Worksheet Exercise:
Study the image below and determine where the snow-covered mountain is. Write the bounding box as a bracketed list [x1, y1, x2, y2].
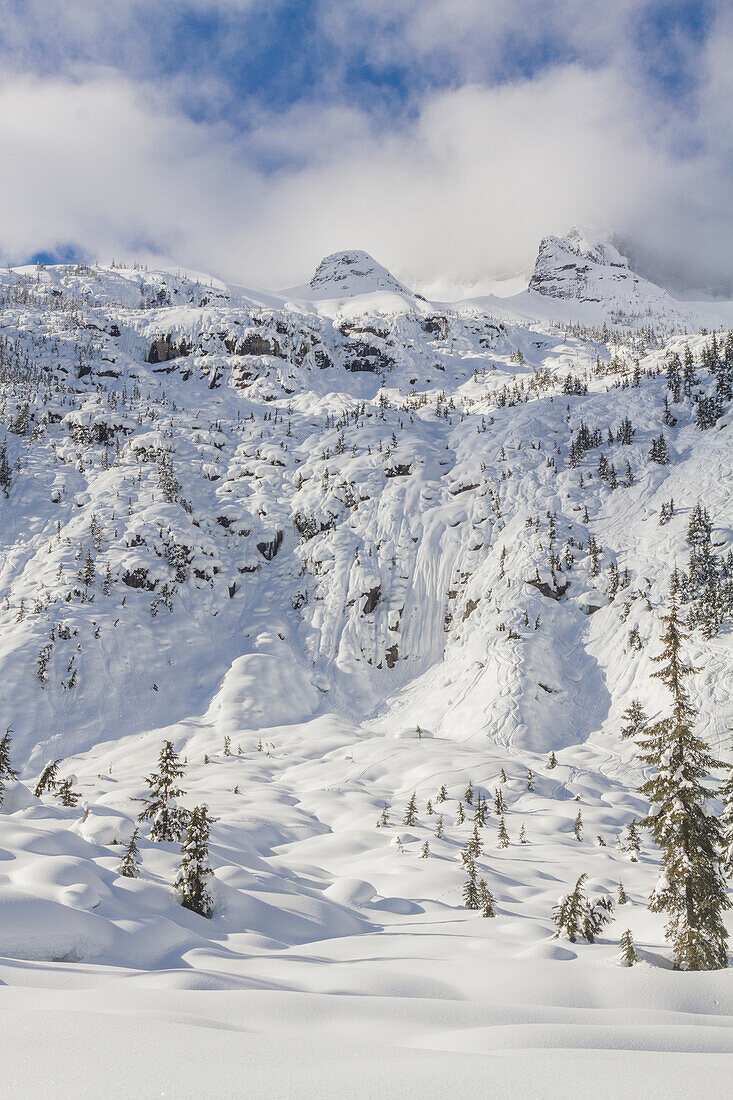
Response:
[0, 243, 732, 1092]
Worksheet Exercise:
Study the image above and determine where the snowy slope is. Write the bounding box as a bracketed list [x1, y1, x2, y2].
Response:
[0, 248, 732, 1095]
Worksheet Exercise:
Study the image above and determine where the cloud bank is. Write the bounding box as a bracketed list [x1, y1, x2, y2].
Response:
[0, 1, 730, 293]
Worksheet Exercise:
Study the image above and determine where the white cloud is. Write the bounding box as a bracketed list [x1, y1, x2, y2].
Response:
[0, 60, 730, 293]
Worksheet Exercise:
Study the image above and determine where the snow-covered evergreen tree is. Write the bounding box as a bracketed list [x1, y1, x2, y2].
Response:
[478, 879, 496, 917]
[403, 791, 418, 826]
[0, 726, 19, 809]
[118, 826, 142, 878]
[138, 740, 188, 842]
[618, 929, 637, 966]
[34, 758, 60, 798]
[636, 597, 730, 970]
[176, 805, 214, 918]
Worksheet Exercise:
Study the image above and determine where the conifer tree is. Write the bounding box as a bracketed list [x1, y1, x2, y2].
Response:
[720, 768, 733, 873]
[618, 881, 628, 905]
[435, 814, 444, 838]
[494, 788, 507, 814]
[456, 801, 465, 824]
[547, 751, 557, 769]
[464, 781, 474, 805]
[420, 840, 430, 858]
[468, 822, 483, 856]
[552, 875, 588, 942]
[56, 777, 80, 807]
[462, 853, 480, 910]
[497, 816, 509, 848]
[379, 804, 389, 827]
[636, 597, 730, 970]
[519, 823, 527, 844]
[618, 929, 637, 966]
[34, 758, 60, 797]
[0, 726, 19, 809]
[624, 821, 641, 860]
[527, 768, 534, 791]
[403, 791, 418, 826]
[436, 784, 448, 803]
[553, 874, 614, 943]
[478, 879, 496, 917]
[426, 799, 434, 815]
[620, 700, 648, 740]
[138, 740, 187, 842]
[176, 805, 214, 918]
[118, 826, 141, 878]
[574, 809, 583, 841]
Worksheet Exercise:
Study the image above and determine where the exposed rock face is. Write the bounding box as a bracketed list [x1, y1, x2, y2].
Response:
[309, 250, 411, 297]
[527, 227, 667, 309]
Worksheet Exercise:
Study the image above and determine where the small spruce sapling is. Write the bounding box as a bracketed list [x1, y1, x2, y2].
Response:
[435, 815, 444, 838]
[619, 929, 637, 967]
[618, 881, 628, 905]
[118, 827, 141, 878]
[497, 816, 510, 848]
[34, 758, 60, 798]
[403, 791, 418, 826]
[478, 879, 496, 917]
[547, 751, 557, 769]
[420, 840, 430, 859]
[574, 809, 583, 841]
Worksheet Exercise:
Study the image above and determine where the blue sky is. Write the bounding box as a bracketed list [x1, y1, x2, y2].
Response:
[1, 0, 730, 291]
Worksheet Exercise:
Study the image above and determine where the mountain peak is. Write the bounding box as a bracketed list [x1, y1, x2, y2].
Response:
[308, 250, 411, 297]
[527, 228, 652, 303]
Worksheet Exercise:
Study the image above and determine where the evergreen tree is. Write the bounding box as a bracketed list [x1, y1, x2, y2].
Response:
[464, 781, 474, 805]
[456, 801, 465, 824]
[138, 740, 187, 842]
[34, 758, 60, 798]
[435, 814, 444, 838]
[462, 853, 480, 910]
[618, 929, 637, 967]
[720, 768, 733, 873]
[547, 751, 558, 769]
[494, 787, 507, 814]
[473, 793, 488, 827]
[636, 598, 730, 970]
[519, 823, 527, 844]
[426, 799, 434, 815]
[552, 875, 588, 942]
[527, 768, 534, 791]
[497, 816, 510, 848]
[624, 821, 641, 860]
[468, 822, 483, 856]
[478, 879, 496, 917]
[176, 805, 214, 918]
[574, 809, 583, 841]
[420, 840, 430, 858]
[0, 726, 19, 809]
[436, 784, 448, 803]
[403, 791, 418, 826]
[56, 777, 80, 807]
[118, 827, 141, 878]
[620, 700, 648, 740]
[648, 432, 670, 465]
[379, 804, 389, 827]
[617, 881, 628, 905]
[553, 874, 614, 943]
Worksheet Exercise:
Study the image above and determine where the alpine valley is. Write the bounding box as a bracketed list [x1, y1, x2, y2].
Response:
[1, 229, 732, 1097]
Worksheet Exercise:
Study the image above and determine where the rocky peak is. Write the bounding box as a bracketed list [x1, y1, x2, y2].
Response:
[309, 250, 411, 297]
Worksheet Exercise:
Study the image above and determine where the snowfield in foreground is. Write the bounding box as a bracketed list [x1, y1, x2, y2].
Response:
[0, 237, 732, 1096]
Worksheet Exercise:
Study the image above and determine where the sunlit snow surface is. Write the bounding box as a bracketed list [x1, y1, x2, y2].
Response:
[0, 245, 732, 1096]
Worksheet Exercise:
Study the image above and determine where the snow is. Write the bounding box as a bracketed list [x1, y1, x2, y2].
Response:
[0, 241, 731, 1095]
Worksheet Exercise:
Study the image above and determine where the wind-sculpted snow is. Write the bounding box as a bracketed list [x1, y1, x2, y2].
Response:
[0, 253, 731, 1094]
